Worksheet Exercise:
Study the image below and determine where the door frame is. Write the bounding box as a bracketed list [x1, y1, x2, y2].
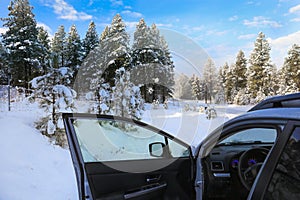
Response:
[248, 120, 300, 199]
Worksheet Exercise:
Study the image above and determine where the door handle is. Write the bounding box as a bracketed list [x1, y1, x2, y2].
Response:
[146, 175, 161, 183]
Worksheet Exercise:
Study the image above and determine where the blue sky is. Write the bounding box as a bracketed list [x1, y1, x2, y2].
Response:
[1, 0, 300, 71]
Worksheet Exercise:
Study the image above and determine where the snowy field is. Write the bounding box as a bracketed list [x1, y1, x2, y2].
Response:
[0, 99, 250, 200]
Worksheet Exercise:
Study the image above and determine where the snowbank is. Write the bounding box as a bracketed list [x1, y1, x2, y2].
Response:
[0, 107, 78, 200]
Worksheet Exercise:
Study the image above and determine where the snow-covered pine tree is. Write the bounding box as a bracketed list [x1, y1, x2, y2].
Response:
[131, 19, 175, 102]
[77, 22, 100, 95]
[1, 0, 41, 88]
[247, 32, 273, 99]
[65, 25, 82, 78]
[30, 67, 76, 146]
[51, 25, 67, 68]
[112, 67, 144, 120]
[101, 14, 131, 88]
[0, 42, 8, 85]
[160, 34, 175, 101]
[37, 26, 51, 74]
[203, 58, 217, 103]
[280, 44, 300, 94]
[79, 26, 111, 113]
[221, 62, 234, 103]
[190, 74, 203, 100]
[174, 73, 193, 100]
[232, 50, 247, 92]
[82, 21, 99, 60]
[215, 64, 227, 104]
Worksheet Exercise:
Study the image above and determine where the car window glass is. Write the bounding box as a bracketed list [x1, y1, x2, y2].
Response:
[219, 128, 277, 144]
[72, 118, 189, 162]
[264, 127, 300, 200]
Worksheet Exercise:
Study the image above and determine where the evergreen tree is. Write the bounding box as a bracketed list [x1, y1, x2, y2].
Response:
[280, 44, 300, 94]
[1, 0, 41, 88]
[65, 25, 82, 79]
[30, 67, 76, 145]
[190, 74, 204, 100]
[131, 19, 175, 102]
[37, 26, 51, 74]
[203, 58, 217, 103]
[247, 32, 273, 99]
[101, 14, 131, 87]
[78, 26, 110, 111]
[82, 21, 99, 59]
[51, 25, 67, 68]
[174, 73, 193, 99]
[112, 67, 144, 120]
[0, 42, 8, 85]
[232, 50, 247, 92]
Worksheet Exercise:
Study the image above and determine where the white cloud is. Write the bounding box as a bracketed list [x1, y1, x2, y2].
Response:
[243, 16, 282, 28]
[238, 34, 256, 40]
[268, 31, 300, 67]
[156, 23, 173, 28]
[51, 0, 92, 21]
[229, 15, 238, 21]
[206, 29, 228, 36]
[121, 10, 143, 18]
[37, 22, 52, 34]
[0, 27, 8, 35]
[124, 21, 139, 29]
[291, 18, 300, 22]
[110, 0, 123, 6]
[289, 4, 300, 13]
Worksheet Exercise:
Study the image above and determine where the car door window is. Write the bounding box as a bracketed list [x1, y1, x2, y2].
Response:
[264, 127, 300, 200]
[72, 118, 188, 162]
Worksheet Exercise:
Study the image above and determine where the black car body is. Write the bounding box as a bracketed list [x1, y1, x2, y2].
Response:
[63, 93, 300, 200]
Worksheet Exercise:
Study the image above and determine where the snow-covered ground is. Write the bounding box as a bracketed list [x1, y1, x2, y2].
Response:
[0, 99, 250, 199]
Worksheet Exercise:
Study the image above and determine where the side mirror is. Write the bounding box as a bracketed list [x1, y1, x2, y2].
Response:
[149, 142, 169, 157]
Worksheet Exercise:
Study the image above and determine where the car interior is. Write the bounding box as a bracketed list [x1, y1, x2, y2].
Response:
[201, 127, 278, 200]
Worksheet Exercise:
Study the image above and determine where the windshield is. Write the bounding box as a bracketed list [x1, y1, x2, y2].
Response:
[218, 128, 277, 145]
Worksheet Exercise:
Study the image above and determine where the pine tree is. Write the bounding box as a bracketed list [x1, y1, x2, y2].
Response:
[37, 26, 51, 74]
[174, 73, 193, 99]
[101, 14, 131, 87]
[51, 25, 67, 68]
[232, 50, 247, 92]
[65, 25, 82, 80]
[30, 67, 76, 145]
[78, 26, 109, 111]
[280, 44, 300, 94]
[112, 67, 144, 120]
[247, 32, 273, 99]
[0, 42, 8, 85]
[1, 0, 41, 88]
[131, 19, 175, 102]
[190, 74, 203, 100]
[82, 21, 99, 59]
[77, 22, 99, 95]
[203, 58, 217, 103]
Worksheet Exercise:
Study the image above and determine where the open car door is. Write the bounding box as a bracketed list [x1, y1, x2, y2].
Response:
[63, 113, 196, 200]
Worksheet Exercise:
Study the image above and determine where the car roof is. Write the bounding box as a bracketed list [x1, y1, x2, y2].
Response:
[234, 107, 300, 122]
[248, 92, 300, 112]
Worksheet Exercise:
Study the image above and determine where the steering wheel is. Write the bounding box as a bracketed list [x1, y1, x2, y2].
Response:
[238, 147, 269, 190]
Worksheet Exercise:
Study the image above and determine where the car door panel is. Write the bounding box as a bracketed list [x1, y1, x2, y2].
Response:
[63, 113, 195, 200]
[85, 158, 193, 200]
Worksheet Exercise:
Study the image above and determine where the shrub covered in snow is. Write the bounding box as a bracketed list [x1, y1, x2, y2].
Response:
[29, 67, 76, 147]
